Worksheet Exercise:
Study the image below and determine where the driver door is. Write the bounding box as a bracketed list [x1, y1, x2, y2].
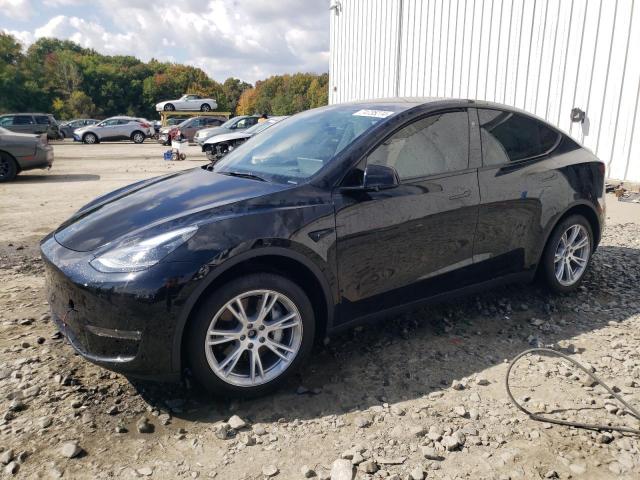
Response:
[333, 110, 480, 322]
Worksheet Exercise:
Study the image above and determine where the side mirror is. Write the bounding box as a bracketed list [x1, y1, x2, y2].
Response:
[363, 164, 399, 191]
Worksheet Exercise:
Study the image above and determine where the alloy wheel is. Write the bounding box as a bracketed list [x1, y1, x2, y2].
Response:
[201, 104, 211, 112]
[204, 289, 303, 387]
[554, 224, 590, 286]
[133, 133, 144, 143]
[84, 134, 96, 144]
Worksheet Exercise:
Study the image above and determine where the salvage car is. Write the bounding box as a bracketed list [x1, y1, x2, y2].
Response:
[0, 113, 62, 140]
[202, 116, 287, 161]
[155, 94, 217, 112]
[58, 118, 99, 139]
[193, 115, 259, 146]
[41, 98, 605, 397]
[0, 126, 53, 181]
[73, 116, 153, 144]
[157, 116, 226, 145]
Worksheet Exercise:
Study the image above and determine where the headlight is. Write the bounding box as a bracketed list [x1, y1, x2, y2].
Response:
[90, 226, 197, 273]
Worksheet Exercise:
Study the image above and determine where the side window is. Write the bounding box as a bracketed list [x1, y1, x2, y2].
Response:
[103, 119, 118, 126]
[14, 115, 34, 125]
[368, 111, 469, 180]
[35, 115, 50, 125]
[478, 109, 560, 165]
[0, 116, 14, 126]
[235, 119, 247, 128]
[118, 119, 132, 125]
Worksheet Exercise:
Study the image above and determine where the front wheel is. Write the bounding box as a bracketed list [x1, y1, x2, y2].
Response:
[541, 215, 593, 293]
[83, 133, 97, 144]
[186, 273, 315, 398]
[164, 103, 175, 111]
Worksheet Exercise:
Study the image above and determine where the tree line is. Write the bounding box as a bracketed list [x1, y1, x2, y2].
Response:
[0, 33, 328, 120]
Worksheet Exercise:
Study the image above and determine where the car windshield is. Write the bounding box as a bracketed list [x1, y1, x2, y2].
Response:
[214, 104, 407, 184]
[245, 119, 282, 135]
[219, 117, 238, 128]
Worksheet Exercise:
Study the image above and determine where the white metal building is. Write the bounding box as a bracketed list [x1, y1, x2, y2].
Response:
[328, 0, 640, 182]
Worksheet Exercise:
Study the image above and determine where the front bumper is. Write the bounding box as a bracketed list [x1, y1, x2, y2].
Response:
[40, 234, 202, 380]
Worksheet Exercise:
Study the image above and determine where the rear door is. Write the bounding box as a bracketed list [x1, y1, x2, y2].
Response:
[11, 115, 36, 134]
[473, 108, 562, 278]
[333, 109, 481, 321]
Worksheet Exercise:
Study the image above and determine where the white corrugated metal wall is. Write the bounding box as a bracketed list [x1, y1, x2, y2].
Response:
[329, 0, 640, 182]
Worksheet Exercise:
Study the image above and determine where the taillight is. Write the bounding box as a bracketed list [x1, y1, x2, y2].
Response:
[139, 122, 150, 128]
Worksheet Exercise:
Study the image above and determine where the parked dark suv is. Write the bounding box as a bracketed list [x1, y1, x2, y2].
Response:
[0, 113, 62, 140]
[41, 98, 605, 397]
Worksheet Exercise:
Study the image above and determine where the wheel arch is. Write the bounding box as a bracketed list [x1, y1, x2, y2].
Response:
[172, 247, 334, 373]
[0, 150, 20, 172]
[536, 201, 602, 271]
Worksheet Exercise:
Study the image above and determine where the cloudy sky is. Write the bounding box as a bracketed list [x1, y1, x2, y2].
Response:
[0, 0, 330, 83]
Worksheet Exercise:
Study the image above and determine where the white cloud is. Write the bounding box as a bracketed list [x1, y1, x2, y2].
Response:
[1, 0, 330, 83]
[0, 0, 32, 20]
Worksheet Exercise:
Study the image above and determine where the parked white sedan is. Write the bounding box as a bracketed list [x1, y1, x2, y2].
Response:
[155, 95, 217, 112]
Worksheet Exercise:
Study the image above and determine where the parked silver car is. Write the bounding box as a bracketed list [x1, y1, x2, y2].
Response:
[0, 127, 53, 182]
[73, 116, 153, 144]
[193, 115, 259, 146]
[202, 116, 288, 161]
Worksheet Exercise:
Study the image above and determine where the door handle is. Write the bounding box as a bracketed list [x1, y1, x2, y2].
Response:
[449, 189, 471, 200]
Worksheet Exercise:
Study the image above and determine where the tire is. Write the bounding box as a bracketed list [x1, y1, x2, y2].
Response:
[200, 103, 211, 112]
[541, 214, 594, 293]
[164, 103, 175, 111]
[186, 273, 315, 398]
[131, 131, 145, 144]
[0, 152, 18, 182]
[83, 133, 97, 144]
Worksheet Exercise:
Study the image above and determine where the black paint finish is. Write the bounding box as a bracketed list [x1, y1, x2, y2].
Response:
[41, 99, 606, 380]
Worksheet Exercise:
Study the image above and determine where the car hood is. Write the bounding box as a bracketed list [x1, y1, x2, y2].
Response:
[204, 131, 252, 144]
[73, 125, 94, 135]
[54, 168, 290, 252]
[196, 126, 229, 138]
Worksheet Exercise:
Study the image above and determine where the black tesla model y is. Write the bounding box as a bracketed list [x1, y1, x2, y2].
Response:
[41, 99, 605, 397]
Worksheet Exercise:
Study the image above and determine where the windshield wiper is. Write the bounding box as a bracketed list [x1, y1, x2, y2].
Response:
[218, 171, 267, 182]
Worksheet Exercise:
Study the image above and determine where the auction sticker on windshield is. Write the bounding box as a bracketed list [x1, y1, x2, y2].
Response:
[352, 109, 395, 118]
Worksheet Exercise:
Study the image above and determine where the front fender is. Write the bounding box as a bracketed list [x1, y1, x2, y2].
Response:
[170, 244, 336, 373]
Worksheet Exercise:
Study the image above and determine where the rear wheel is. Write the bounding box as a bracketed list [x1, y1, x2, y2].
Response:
[541, 215, 593, 293]
[186, 273, 315, 398]
[83, 133, 97, 144]
[200, 103, 212, 112]
[131, 131, 145, 144]
[164, 103, 175, 111]
[0, 153, 18, 182]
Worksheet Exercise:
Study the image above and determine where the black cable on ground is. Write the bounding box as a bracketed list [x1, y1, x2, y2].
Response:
[505, 348, 640, 435]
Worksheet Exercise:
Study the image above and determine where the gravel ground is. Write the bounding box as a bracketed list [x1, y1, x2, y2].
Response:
[0, 142, 639, 479]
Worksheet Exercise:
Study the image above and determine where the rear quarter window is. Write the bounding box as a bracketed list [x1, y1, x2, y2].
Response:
[478, 109, 560, 165]
[35, 115, 50, 125]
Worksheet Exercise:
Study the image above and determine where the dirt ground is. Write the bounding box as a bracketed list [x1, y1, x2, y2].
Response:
[0, 141, 639, 479]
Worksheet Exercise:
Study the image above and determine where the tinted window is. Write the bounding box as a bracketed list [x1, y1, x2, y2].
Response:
[35, 115, 50, 125]
[14, 115, 34, 125]
[478, 109, 560, 165]
[368, 111, 469, 180]
[0, 116, 14, 126]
